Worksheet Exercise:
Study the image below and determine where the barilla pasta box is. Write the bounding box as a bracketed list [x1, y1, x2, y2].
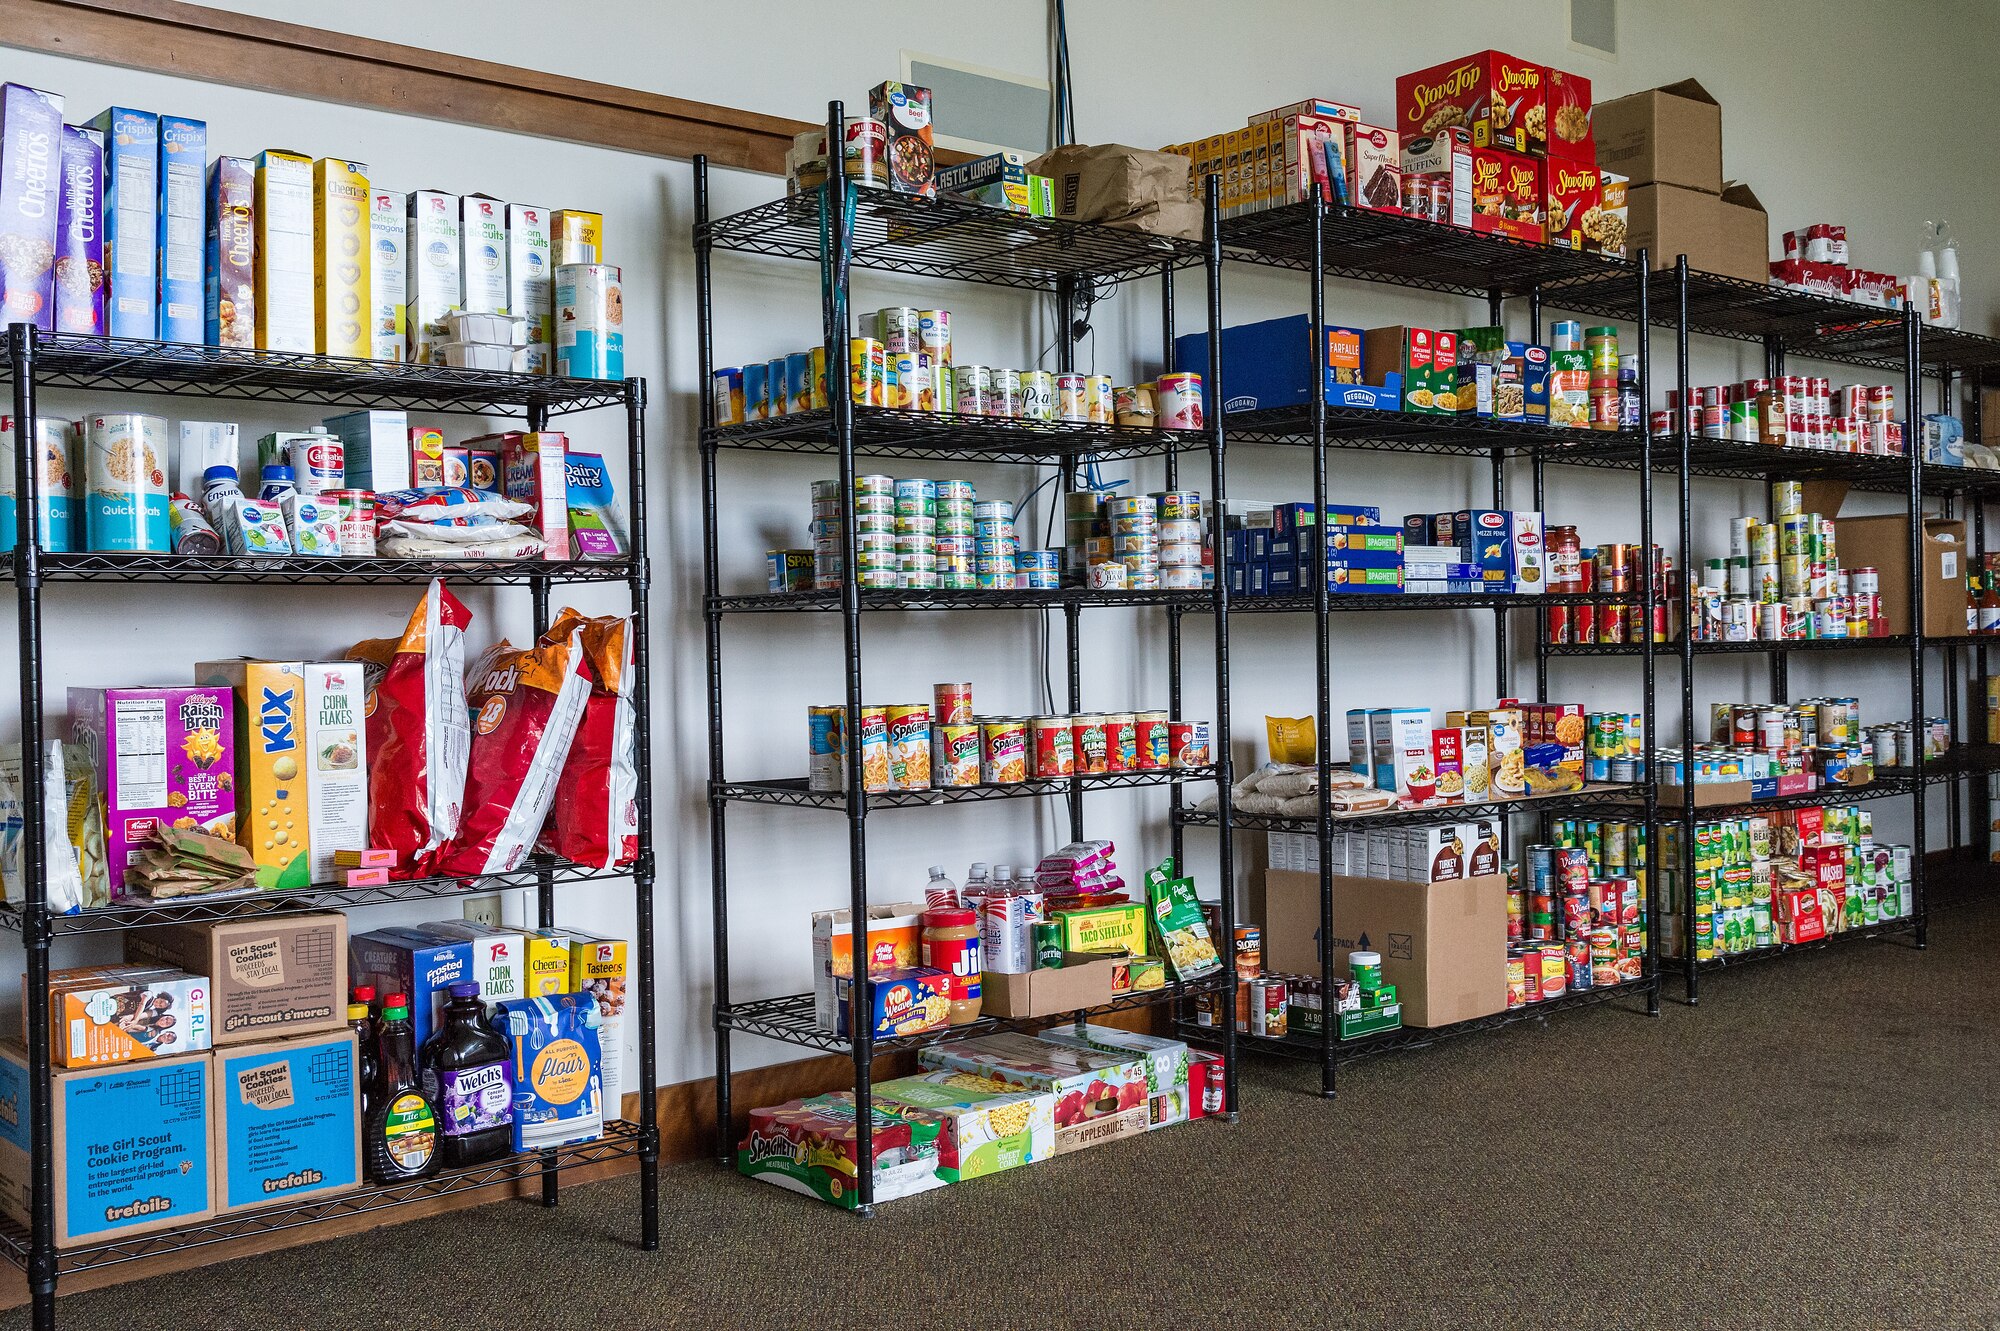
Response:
[210, 1030, 359, 1214]
[88, 104, 157, 339]
[194, 660, 311, 889]
[348, 926, 472, 1054]
[155, 114, 205, 343]
[312, 158, 370, 358]
[405, 189, 460, 362]
[496, 430, 568, 562]
[205, 156, 255, 347]
[0, 85, 63, 332]
[411, 920, 527, 1005]
[68, 686, 235, 899]
[303, 661, 368, 881]
[368, 188, 406, 361]
[322, 407, 410, 493]
[566, 931, 625, 1111]
[460, 193, 508, 315]
[492, 993, 603, 1151]
[39, 963, 212, 1066]
[125, 912, 347, 1045]
[0, 1042, 213, 1247]
[53, 124, 105, 336]
[550, 208, 601, 265]
[253, 149, 313, 353]
[506, 202, 552, 370]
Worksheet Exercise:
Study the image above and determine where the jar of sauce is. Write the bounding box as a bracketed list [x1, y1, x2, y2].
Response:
[1547, 525, 1583, 592]
[919, 908, 983, 1025]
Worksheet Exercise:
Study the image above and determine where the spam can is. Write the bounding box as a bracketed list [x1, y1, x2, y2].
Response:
[553, 263, 624, 380]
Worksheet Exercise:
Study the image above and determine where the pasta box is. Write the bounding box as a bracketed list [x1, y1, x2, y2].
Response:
[68, 686, 235, 899]
[210, 1030, 359, 1214]
[872, 1071, 1054, 1182]
[1396, 51, 1544, 154]
[918, 1031, 1149, 1132]
[1, 84, 65, 332]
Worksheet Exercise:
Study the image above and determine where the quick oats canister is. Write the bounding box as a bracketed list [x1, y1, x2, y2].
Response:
[82, 413, 170, 552]
[555, 263, 625, 381]
[0, 416, 75, 552]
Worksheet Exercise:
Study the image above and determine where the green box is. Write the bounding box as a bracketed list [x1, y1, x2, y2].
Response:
[1339, 1003, 1403, 1038]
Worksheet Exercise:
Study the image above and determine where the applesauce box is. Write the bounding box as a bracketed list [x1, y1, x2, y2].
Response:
[205, 156, 255, 348]
[507, 202, 552, 371]
[461, 193, 509, 315]
[405, 188, 461, 363]
[193, 660, 311, 889]
[253, 149, 313, 352]
[312, 157, 371, 358]
[369, 188, 406, 361]
[155, 113, 206, 343]
[68, 686, 234, 899]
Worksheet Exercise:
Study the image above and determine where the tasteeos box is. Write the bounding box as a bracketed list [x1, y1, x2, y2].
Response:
[566, 931, 627, 1110]
[125, 913, 347, 1045]
[210, 1030, 359, 1214]
[0, 1043, 212, 1247]
[1264, 869, 1508, 1027]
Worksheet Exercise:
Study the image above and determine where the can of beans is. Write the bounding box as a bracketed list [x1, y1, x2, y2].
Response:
[1030, 716, 1075, 778]
[1055, 373, 1091, 422]
[1072, 715, 1110, 774]
[979, 719, 1028, 784]
[931, 723, 980, 787]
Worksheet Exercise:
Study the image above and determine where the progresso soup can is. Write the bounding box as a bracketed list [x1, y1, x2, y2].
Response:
[554, 263, 624, 380]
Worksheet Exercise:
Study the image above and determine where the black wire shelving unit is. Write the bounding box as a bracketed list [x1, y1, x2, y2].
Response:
[693, 104, 1238, 1216]
[0, 326, 661, 1328]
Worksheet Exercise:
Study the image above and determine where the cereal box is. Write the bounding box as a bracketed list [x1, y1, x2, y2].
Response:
[193, 661, 311, 889]
[917, 1031, 1150, 1132]
[88, 104, 157, 340]
[125, 912, 346, 1044]
[492, 992, 603, 1151]
[322, 409, 409, 493]
[155, 114, 205, 344]
[1545, 67, 1594, 163]
[68, 686, 234, 899]
[405, 189, 461, 363]
[1470, 145, 1542, 244]
[550, 209, 601, 265]
[53, 124, 105, 336]
[204, 156, 255, 348]
[511, 927, 572, 997]
[412, 921, 526, 1005]
[1340, 121, 1400, 213]
[311, 159, 370, 359]
[1545, 159, 1602, 252]
[566, 930, 625, 1110]
[1396, 52, 1544, 155]
[302, 661, 367, 881]
[506, 203, 551, 371]
[39, 963, 211, 1065]
[498, 429, 568, 562]
[873, 1071, 1054, 1180]
[459, 193, 508, 316]
[408, 426, 445, 487]
[368, 188, 405, 361]
[0, 86, 63, 331]
[210, 1030, 360, 1214]
[253, 149, 313, 353]
[738, 1094, 946, 1208]
[349, 927, 470, 1052]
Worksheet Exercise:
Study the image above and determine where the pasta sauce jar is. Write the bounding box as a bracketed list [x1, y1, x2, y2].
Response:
[920, 909, 982, 1025]
[1546, 525, 1583, 592]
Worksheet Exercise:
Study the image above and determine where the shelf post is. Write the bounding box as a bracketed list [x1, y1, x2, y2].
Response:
[1635, 251, 1660, 1018]
[526, 406, 561, 1212]
[1486, 287, 1508, 702]
[1308, 187, 1335, 1098]
[1675, 259, 1699, 1003]
[1202, 175, 1238, 1117]
[624, 369, 660, 1250]
[1058, 271, 1084, 844]
[1161, 261, 1183, 871]
[1908, 309, 1928, 948]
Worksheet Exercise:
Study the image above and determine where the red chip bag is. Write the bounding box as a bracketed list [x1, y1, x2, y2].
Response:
[433, 626, 593, 877]
[536, 610, 638, 871]
[349, 580, 471, 878]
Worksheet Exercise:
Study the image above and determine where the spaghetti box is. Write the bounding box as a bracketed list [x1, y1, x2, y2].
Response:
[68, 685, 235, 900]
[88, 106, 158, 340]
[155, 114, 206, 344]
[124, 912, 347, 1045]
[322, 408, 411, 493]
[1324, 566, 1404, 592]
[210, 1030, 359, 1214]
[1325, 524, 1404, 554]
[1324, 548, 1404, 572]
[1172, 316, 1368, 412]
[0, 1043, 212, 1247]
[492, 993, 604, 1151]
[349, 927, 474, 1054]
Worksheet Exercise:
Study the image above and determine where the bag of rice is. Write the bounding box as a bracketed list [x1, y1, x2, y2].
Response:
[536, 610, 638, 871]
[349, 580, 472, 877]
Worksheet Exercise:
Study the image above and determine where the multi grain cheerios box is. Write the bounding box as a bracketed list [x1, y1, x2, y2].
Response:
[204, 156, 255, 348]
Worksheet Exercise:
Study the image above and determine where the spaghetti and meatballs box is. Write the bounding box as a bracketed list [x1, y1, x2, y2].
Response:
[210, 1030, 359, 1214]
[125, 912, 347, 1045]
[68, 686, 235, 900]
[0, 1042, 213, 1247]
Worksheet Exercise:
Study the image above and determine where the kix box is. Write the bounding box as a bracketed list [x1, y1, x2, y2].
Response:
[195, 660, 310, 889]
[126, 913, 347, 1046]
[210, 1030, 359, 1214]
[0, 1043, 213, 1247]
[312, 158, 372, 358]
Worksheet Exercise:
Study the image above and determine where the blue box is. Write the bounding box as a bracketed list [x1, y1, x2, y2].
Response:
[494, 993, 604, 1151]
[0, 1044, 212, 1245]
[1248, 561, 1269, 596]
[1402, 513, 1436, 545]
[89, 107, 159, 339]
[156, 114, 205, 343]
[1325, 550, 1405, 571]
[1246, 528, 1270, 559]
[1228, 564, 1247, 596]
[937, 151, 1028, 195]
[1174, 316, 1373, 412]
[211, 1031, 359, 1214]
[1224, 529, 1249, 564]
[349, 927, 474, 1055]
[1454, 510, 1514, 586]
[1267, 563, 1298, 593]
[1522, 345, 1551, 424]
[1330, 375, 1402, 411]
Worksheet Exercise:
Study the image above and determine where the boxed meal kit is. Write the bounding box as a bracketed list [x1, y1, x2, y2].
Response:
[156, 113, 206, 344]
[0, 1043, 213, 1247]
[312, 158, 371, 358]
[1470, 145, 1542, 243]
[1034, 1024, 1191, 1130]
[253, 149, 314, 353]
[368, 188, 406, 361]
[69, 685, 235, 899]
[406, 189, 462, 363]
[205, 155, 256, 348]
[460, 193, 509, 315]
[38, 962, 212, 1065]
[125, 912, 346, 1045]
[1544, 159, 1602, 252]
[53, 123, 106, 336]
[738, 1094, 946, 1208]
[210, 1029, 360, 1213]
[1544, 68, 1594, 162]
[1363, 325, 1455, 414]
[1396, 51, 1543, 154]
[89, 104, 158, 340]
[872, 1071, 1055, 1181]
[493, 992, 604, 1151]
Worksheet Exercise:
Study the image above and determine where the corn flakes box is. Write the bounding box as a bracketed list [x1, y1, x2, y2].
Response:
[193, 661, 310, 889]
[873, 1071, 1054, 1181]
[67, 686, 234, 899]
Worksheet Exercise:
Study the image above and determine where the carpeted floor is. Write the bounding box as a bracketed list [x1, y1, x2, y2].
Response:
[19, 893, 2000, 1331]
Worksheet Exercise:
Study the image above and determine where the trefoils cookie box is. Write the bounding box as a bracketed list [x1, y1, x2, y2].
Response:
[210, 1029, 360, 1214]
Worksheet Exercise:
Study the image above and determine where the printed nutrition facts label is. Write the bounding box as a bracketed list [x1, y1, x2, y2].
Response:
[112, 698, 169, 808]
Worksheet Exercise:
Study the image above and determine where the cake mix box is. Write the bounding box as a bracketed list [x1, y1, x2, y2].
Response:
[205, 156, 255, 348]
[155, 114, 206, 343]
[53, 123, 105, 336]
[253, 149, 313, 353]
[460, 193, 508, 315]
[368, 188, 406, 361]
[1340, 121, 1401, 213]
[507, 202, 552, 371]
[88, 104, 157, 339]
[68, 686, 235, 899]
[0, 85, 63, 332]
[312, 158, 371, 358]
[405, 189, 461, 362]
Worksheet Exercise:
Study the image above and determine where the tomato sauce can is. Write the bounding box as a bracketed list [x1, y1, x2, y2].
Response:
[931, 723, 980, 787]
[1072, 715, 1110, 774]
[1101, 712, 1136, 773]
[932, 682, 974, 726]
[1537, 943, 1568, 1000]
[979, 718, 1027, 784]
[1030, 716, 1075, 778]
[1134, 711, 1170, 769]
[1505, 952, 1529, 1008]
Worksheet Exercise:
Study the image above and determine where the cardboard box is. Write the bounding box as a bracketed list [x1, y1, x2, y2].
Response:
[512, 926, 572, 996]
[1717, 182, 1770, 285]
[312, 158, 370, 358]
[551, 209, 602, 265]
[1833, 515, 1968, 638]
[460, 193, 508, 315]
[53, 124, 106, 336]
[125, 913, 346, 1045]
[210, 1030, 360, 1213]
[1053, 1103, 1149, 1155]
[566, 931, 626, 1112]
[415, 920, 528, 1005]
[917, 1031, 1148, 1129]
[810, 902, 925, 1033]
[499, 429, 569, 562]
[368, 188, 405, 361]
[322, 408, 410, 493]
[155, 114, 205, 343]
[253, 149, 313, 352]
[406, 189, 461, 363]
[1469, 145, 1542, 244]
[69, 686, 235, 899]
[872, 1072, 1054, 1181]
[1396, 51, 1543, 154]
[205, 156, 255, 348]
[507, 202, 552, 371]
[1363, 325, 1444, 413]
[1622, 183, 1722, 273]
[192, 661, 310, 889]
[1341, 122, 1401, 213]
[0, 1043, 212, 1247]
[349, 927, 476, 1054]
[40, 963, 212, 1065]
[1173, 316, 1365, 413]
[1592, 79, 1723, 194]
[1264, 869, 1508, 1027]
[0, 85, 64, 333]
[301, 662, 368, 881]
[978, 955, 1118, 1018]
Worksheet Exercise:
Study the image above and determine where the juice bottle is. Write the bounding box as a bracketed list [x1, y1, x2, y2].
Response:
[419, 981, 515, 1167]
[349, 1001, 379, 1118]
[364, 993, 441, 1182]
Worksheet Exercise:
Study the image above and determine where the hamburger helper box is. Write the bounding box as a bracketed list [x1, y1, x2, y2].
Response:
[68, 685, 235, 900]
[125, 912, 347, 1046]
[917, 1031, 1151, 1154]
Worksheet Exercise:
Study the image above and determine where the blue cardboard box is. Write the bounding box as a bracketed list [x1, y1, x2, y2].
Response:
[0, 1043, 212, 1245]
[211, 1031, 359, 1214]
[1454, 510, 1514, 587]
[1174, 316, 1379, 413]
[1325, 550, 1405, 571]
[156, 114, 206, 343]
[88, 107, 159, 340]
[349, 927, 475, 1055]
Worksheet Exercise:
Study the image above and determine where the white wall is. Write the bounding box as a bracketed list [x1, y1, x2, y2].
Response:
[6, 0, 1994, 1090]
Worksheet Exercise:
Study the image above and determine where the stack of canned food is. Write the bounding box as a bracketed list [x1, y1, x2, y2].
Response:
[1701, 698, 1946, 778]
[1690, 483, 1883, 642]
[1505, 826, 1649, 1009]
[806, 683, 1212, 794]
[1544, 532, 1673, 646]
[1065, 488, 1206, 591]
[1653, 374, 1903, 455]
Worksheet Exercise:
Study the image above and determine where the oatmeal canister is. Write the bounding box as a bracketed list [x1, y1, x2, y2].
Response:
[553, 263, 624, 381]
[0, 415, 74, 552]
[82, 412, 169, 552]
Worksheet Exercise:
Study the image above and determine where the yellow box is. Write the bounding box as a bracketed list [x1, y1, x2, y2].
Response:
[313, 158, 372, 358]
[551, 209, 603, 266]
[1054, 903, 1147, 956]
[193, 660, 310, 890]
[253, 149, 314, 353]
[521, 928, 572, 996]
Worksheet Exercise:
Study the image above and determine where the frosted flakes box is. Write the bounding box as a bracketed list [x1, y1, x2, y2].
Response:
[53, 124, 105, 336]
[205, 156, 255, 348]
[1, 85, 65, 331]
[68, 686, 235, 899]
[492, 992, 603, 1152]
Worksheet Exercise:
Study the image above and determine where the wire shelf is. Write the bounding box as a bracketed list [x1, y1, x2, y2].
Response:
[698, 189, 1201, 290]
[703, 407, 1201, 463]
[719, 976, 1234, 1055]
[1881, 745, 2000, 786]
[1663, 917, 1917, 973]
[5, 331, 631, 416]
[710, 587, 1213, 612]
[1174, 783, 1646, 834]
[0, 551, 634, 586]
[1225, 591, 1640, 614]
[1227, 404, 1644, 460]
[716, 768, 1216, 811]
[1634, 776, 1916, 823]
[1547, 635, 1915, 658]
[0, 1120, 644, 1277]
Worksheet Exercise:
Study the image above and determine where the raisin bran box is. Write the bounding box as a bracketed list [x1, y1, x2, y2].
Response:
[68, 686, 235, 900]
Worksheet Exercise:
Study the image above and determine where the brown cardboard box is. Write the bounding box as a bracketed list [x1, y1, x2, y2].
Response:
[1623, 183, 1723, 272]
[981, 955, 1119, 1018]
[127, 912, 348, 1045]
[1717, 182, 1770, 284]
[1592, 79, 1723, 194]
[1263, 870, 1507, 1027]
[1834, 514, 1969, 638]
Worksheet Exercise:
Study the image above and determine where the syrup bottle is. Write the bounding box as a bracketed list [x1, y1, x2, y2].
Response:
[364, 993, 441, 1182]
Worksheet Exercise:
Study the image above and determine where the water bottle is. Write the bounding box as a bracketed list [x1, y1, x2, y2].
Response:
[962, 861, 990, 904]
[924, 864, 958, 909]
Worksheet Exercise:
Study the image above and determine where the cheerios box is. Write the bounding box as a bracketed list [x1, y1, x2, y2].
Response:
[193, 661, 309, 889]
[68, 686, 235, 900]
[312, 158, 371, 358]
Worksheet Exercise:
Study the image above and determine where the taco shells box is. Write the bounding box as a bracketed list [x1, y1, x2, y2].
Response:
[69, 685, 235, 900]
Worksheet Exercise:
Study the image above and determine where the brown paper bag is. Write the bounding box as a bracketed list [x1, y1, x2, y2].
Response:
[1028, 145, 1200, 239]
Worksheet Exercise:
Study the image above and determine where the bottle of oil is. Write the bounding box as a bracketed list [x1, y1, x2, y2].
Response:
[419, 982, 514, 1167]
[349, 1001, 379, 1118]
[364, 993, 440, 1183]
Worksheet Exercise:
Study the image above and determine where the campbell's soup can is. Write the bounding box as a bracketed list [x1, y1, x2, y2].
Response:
[1155, 373, 1203, 430]
[1248, 977, 1288, 1037]
[1072, 715, 1110, 773]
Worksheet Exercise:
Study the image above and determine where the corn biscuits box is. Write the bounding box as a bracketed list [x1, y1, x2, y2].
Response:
[507, 202, 551, 371]
[312, 158, 370, 358]
[405, 189, 460, 362]
[460, 193, 507, 315]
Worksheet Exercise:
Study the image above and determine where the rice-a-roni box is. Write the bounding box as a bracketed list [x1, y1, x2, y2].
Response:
[872, 1071, 1054, 1182]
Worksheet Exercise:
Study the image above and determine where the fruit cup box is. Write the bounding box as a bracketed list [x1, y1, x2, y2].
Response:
[124, 912, 346, 1045]
[53, 124, 106, 336]
[311, 158, 371, 358]
[406, 189, 462, 363]
[210, 1029, 360, 1214]
[0, 1042, 212, 1247]
[872, 1071, 1054, 1182]
[492, 992, 604, 1152]
[1396, 51, 1544, 154]
[460, 193, 509, 315]
[1033, 1025, 1190, 1132]
[155, 114, 206, 344]
[738, 1093, 946, 1209]
[917, 1031, 1150, 1132]
[566, 931, 627, 1111]
[369, 188, 406, 361]
[252, 149, 314, 353]
[1, 84, 64, 332]
[89, 105, 158, 340]
[205, 155, 255, 348]
[811, 901, 925, 1032]
[38, 963, 212, 1066]
[68, 685, 235, 900]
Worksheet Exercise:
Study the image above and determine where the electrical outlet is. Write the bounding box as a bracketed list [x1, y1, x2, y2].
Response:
[462, 894, 503, 927]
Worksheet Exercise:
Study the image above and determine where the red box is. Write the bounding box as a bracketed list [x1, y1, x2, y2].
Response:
[1470, 146, 1542, 243]
[1430, 728, 1464, 804]
[1774, 887, 1826, 944]
[1341, 122, 1402, 212]
[1544, 159, 1604, 252]
[1396, 51, 1545, 155]
[1798, 843, 1847, 892]
[1279, 113, 1348, 207]
[1789, 806, 1828, 850]
[1545, 68, 1594, 161]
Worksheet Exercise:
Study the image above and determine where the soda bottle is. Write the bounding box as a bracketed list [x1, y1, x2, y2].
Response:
[349, 1001, 379, 1118]
[419, 982, 514, 1167]
[364, 993, 441, 1182]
